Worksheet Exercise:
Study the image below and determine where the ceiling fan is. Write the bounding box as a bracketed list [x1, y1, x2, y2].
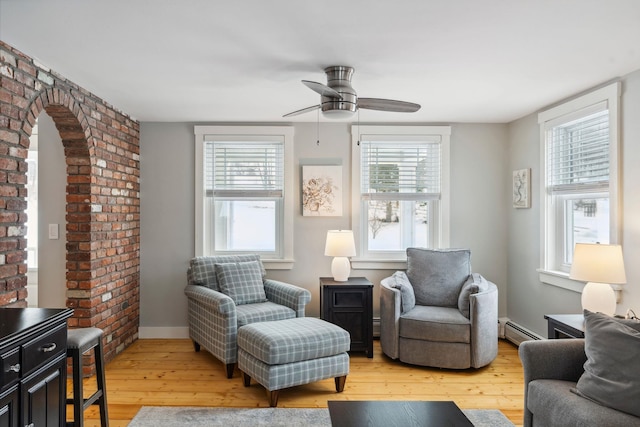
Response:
[283, 66, 421, 118]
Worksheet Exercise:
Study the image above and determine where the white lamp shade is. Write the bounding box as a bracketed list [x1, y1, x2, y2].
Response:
[570, 243, 626, 316]
[324, 230, 356, 257]
[569, 243, 627, 284]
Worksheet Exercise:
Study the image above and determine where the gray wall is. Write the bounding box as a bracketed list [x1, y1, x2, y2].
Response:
[507, 69, 640, 336]
[139, 121, 509, 337]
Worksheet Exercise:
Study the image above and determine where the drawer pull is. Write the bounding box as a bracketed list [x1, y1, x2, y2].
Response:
[7, 363, 20, 373]
[40, 343, 57, 353]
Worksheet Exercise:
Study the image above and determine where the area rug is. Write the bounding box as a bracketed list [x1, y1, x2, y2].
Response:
[128, 406, 514, 426]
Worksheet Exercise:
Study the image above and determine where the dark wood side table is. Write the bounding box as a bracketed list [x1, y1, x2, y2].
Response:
[320, 277, 373, 358]
[544, 314, 585, 339]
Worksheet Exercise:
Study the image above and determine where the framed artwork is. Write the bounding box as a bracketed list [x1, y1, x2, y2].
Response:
[513, 168, 531, 208]
[302, 165, 342, 216]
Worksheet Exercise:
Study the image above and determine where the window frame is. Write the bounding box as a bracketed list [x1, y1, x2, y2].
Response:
[351, 125, 451, 269]
[194, 125, 294, 270]
[537, 82, 621, 291]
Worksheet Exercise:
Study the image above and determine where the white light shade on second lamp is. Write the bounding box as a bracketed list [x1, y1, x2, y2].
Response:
[569, 243, 627, 316]
[324, 230, 356, 282]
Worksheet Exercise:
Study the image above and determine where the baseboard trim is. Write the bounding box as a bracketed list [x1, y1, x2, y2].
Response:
[139, 327, 190, 339]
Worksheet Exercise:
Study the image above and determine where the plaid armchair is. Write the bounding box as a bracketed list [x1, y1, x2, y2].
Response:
[184, 255, 311, 378]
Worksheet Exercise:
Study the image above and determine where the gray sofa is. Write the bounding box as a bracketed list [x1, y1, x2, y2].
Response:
[380, 248, 498, 369]
[519, 339, 640, 427]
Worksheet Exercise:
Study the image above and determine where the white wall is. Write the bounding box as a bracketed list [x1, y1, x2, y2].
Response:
[507, 69, 640, 336]
[139, 121, 509, 336]
[36, 113, 67, 309]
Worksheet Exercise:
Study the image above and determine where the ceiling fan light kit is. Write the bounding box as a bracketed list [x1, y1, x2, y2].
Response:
[284, 66, 420, 118]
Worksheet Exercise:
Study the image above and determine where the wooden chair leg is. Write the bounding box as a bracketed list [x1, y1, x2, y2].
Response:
[335, 375, 347, 392]
[268, 390, 280, 407]
[226, 363, 235, 379]
[242, 372, 251, 387]
[193, 341, 200, 352]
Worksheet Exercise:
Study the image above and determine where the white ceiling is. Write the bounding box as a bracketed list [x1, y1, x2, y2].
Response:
[1, 0, 640, 123]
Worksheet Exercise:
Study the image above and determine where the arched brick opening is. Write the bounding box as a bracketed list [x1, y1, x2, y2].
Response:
[1, 41, 140, 366]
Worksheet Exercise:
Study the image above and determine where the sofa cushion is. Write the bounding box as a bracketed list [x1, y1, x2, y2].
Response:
[389, 271, 415, 313]
[575, 310, 640, 418]
[399, 305, 470, 343]
[189, 254, 265, 291]
[406, 248, 471, 307]
[528, 379, 640, 427]
[215, 260, 268, 305]
[458, 273, 489, 318]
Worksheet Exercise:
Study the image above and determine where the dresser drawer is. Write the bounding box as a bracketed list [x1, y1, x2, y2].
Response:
[21, 324, 67, 375]
[0, 348, 20, 390]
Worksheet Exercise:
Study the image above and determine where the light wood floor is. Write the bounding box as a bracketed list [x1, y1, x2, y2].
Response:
[70, 338, 525, 426]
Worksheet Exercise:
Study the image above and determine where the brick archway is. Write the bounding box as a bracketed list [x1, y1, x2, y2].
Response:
[0, 41, 140, 363]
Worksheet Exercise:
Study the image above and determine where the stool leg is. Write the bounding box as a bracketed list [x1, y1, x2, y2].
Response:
[94, 342, 109, 427]
[71, 349, 84, 427]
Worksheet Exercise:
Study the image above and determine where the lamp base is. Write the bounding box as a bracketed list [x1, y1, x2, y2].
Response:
[331, 257, 351, 282]
[581, 282, 616, 316]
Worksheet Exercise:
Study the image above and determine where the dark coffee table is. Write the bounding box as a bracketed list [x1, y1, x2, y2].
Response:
[328, 400, 473, 427]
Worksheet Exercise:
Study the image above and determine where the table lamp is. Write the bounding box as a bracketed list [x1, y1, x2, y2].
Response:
[569, 243, 626, 316]
[324, 230, 356, 282]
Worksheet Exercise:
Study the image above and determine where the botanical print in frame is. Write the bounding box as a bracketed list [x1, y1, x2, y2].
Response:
[302, 165, 342, 216]
[513, 168, 531, 208]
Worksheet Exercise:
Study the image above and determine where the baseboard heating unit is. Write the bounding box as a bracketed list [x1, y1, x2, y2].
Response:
[504, 320, 543, 345]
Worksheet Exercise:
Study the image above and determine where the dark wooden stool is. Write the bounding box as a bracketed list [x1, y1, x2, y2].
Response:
[66, 327, 109, 427]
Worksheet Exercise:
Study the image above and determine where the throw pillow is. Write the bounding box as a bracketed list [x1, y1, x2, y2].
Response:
[575, 310, 640, 417]
[189, 254, 264, 291]
[389, 271, 416, 313]
[406, 248, 471, 307]
[457, 273, 489, 318]
[215, 260, 267, 305]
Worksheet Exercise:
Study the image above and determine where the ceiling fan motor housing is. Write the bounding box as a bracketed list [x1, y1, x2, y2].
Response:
[321, 66, 357, 117]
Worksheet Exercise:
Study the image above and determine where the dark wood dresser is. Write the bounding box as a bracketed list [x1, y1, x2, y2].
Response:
[0, 307, 73, 427]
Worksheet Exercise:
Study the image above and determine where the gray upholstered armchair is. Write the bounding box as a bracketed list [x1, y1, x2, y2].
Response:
[184, 254, 311, 378]
[380, 248, 498, 369]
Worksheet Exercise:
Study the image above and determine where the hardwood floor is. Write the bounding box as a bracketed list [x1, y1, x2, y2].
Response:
[69, 338, 525, 426]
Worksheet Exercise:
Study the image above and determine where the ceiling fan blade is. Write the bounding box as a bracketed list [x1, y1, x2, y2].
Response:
[358, 98, 421, 113]
[283, 105, 321, 118]
[302, 80, 343, 99]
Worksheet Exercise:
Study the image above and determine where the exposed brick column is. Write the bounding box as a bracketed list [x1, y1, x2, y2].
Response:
[0, 41, 140, 364]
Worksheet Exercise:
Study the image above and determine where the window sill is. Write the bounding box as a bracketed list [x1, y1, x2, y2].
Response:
[537, 268, 622, 300]
[263, 259, 294, 270]
[351, 259, 407, 270]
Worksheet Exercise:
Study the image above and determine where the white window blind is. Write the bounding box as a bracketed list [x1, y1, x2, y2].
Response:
[546, 106, 609, 193]
[360, 140, 441, 201]
[205, 141, 284, 198]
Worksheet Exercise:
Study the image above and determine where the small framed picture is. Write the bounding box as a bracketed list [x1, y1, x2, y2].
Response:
[513, 168, 531, 208]
[301, 165, 342, 216]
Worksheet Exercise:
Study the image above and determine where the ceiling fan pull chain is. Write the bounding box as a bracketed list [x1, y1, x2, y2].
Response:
[316, 108, 320, 146]
[357, 108, 360, 146]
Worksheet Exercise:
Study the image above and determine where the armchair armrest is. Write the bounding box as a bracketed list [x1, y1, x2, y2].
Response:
[469, 281, 498, 368]
[263, 279, 311, 317]
[380, 277, 402, 359]
[184, 284, 236, 315]
[519, 338, 587, 384]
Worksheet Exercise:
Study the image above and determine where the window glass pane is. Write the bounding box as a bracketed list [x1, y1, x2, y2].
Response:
[564, 197, 610, 263]
[366, 200, 428, 251]
[213, 200, 276, 251]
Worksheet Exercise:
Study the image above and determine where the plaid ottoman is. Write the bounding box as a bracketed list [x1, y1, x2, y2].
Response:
[237, 317, 350, 407]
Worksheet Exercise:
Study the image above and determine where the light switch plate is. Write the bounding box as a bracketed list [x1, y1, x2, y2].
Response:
[48, 224, 59, 240]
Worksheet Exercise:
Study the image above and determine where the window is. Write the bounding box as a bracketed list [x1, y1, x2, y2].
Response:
[194, 126, 294, 269]
[538, 83, 620, 288]
[351, 125, 451, 266]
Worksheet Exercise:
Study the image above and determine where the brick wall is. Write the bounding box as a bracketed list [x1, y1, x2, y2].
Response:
[0, 41, 140, 364]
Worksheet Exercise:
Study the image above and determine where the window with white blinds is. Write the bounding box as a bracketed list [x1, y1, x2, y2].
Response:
[546, 106, 609, 193]
[351, 125, 451, 264]
[205, 141, 284, 198]
[360, 140, 441, 201]
[194, 126, 294, 267]
[538, 82, 620, 285]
